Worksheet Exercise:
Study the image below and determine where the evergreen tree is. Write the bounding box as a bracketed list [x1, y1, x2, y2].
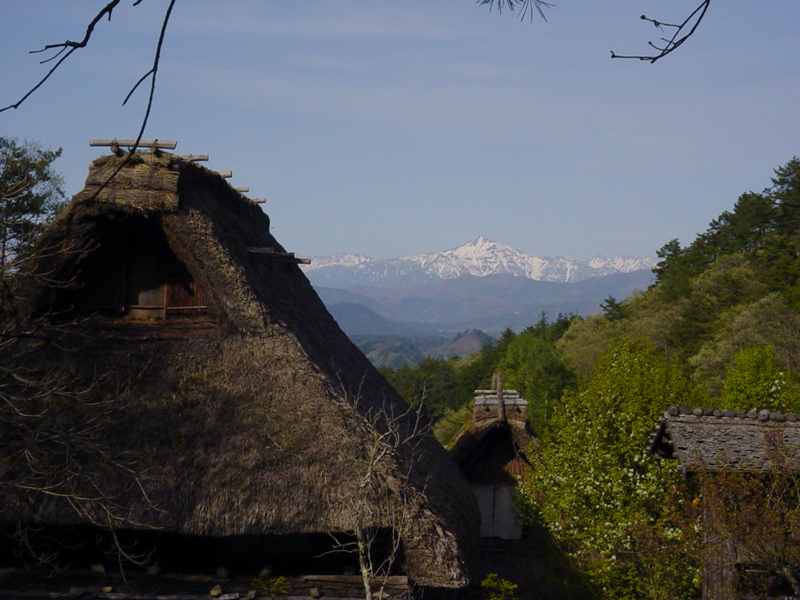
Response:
[0, 137, 65, 270]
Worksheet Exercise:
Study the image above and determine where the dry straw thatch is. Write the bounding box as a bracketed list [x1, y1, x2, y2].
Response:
[1, 152, 478, 587]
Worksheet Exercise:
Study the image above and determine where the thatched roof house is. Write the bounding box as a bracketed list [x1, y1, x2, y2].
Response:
[649, 405, 800, 473]
[448, 377, 535, 539]
[1, 150, 478, 587]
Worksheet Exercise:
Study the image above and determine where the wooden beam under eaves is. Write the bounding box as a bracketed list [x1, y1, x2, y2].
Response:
[246, 247, 311, 264]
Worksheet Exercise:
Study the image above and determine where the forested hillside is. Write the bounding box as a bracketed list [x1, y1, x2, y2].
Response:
[380, 157, 800, 600]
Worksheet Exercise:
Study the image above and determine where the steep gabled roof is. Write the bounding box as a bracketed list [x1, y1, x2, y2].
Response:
[448, 388, 536, 485]
[3, 151, 479, 587]
[649, 405, 800, 473]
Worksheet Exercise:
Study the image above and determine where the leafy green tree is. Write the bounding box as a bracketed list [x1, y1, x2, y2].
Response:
[689, 293, 800, 395]
[0, 137, 65, 270]
[481, 573, 519, 600]
[556, 314, 617, 380]
[379, 356, 461, 422]
[719, 345, 800, 412]
[432, 403, 473, 446]
[524, 341, 702, 600]
[498, 322, 575, 432]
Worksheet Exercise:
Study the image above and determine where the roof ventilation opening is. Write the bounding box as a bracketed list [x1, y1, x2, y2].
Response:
[62, 217, 207, 322]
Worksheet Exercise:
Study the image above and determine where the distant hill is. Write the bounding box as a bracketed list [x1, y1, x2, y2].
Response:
[327, 302, 428, 336]
[317, 269, 654, 335]
[303, 236, 655, 288]
[349, 329, 496, 368]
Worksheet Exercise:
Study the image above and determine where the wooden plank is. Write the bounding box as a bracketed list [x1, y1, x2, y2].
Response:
[300, 575, 408, 586]
[252, 198, 266, 204]
[233, 187, 250, 193]
[177, 154, 209, 162]
[99, 594, 211, 599]
[215, 171, 233, 178]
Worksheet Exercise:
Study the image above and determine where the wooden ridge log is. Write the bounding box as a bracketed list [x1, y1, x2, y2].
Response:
[90, 139, 178, 149]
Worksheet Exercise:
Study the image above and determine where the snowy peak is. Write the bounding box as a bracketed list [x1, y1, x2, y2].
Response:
[306, 252, 374, 270]
[302, 237, 655, 288]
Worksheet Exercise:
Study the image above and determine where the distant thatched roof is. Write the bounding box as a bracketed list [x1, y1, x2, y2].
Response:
[649, 405, 800, 473]
[448, 387, 536, 485]
[2, 152, 478, 587]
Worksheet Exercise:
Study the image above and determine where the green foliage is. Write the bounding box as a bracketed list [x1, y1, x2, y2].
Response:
[379, 357, 461, 422]
[498, 317, 576, 432]
[432, 402, 472, 445]
[654, 157, 800, 312]
[719, 345, 800, 412]
[689, 293, 800, 395]
[525, 341, 702, 600]
[0, 137, 65, 269]
[251, 576, 292, 599]
[665, 254, 766, 356]
[481, 573, 519, 600]
[380, 330, 515, 424]
[600, 295, 627, 322]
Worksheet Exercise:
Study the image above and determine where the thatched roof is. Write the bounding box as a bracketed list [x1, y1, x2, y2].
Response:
[2, 152, 478, 587]
[649, 405, 800, 473]
[448, 388, 536, 485]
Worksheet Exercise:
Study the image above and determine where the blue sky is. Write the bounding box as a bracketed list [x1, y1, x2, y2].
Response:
[2, 1, 798, 260]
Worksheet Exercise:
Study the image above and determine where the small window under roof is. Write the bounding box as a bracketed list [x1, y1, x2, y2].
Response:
[68, 218, 207, 320]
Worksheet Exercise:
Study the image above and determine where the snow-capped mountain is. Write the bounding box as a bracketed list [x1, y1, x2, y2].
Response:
[302, 236, 655, 288]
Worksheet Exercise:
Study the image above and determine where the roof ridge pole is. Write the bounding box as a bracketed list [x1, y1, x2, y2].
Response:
[495, 372, 506, 423]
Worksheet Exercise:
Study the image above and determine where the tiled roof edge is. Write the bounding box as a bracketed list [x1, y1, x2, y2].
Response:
[665, 405, 800, 423]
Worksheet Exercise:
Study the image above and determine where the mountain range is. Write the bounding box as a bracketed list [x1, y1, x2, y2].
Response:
[302, 236, 655, 288]
[303, 237, 657, 337]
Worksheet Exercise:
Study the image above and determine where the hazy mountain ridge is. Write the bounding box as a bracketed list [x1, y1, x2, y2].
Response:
[303, 236, 655, 288]
[317, 269, 655, 335]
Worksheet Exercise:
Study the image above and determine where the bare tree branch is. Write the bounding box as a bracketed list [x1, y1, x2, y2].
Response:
[1, 0, 176, 167]
[611, 1, 711, 63]
[0, 1, 123, 114]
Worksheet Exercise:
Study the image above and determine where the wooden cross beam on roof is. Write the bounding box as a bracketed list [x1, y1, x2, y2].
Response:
[89, 139, 178, 151]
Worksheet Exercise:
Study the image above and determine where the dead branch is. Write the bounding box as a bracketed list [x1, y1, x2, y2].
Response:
[611, 1, 711, 63]
[1, 0, 177, 199]
[0, 241, 161, 568]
